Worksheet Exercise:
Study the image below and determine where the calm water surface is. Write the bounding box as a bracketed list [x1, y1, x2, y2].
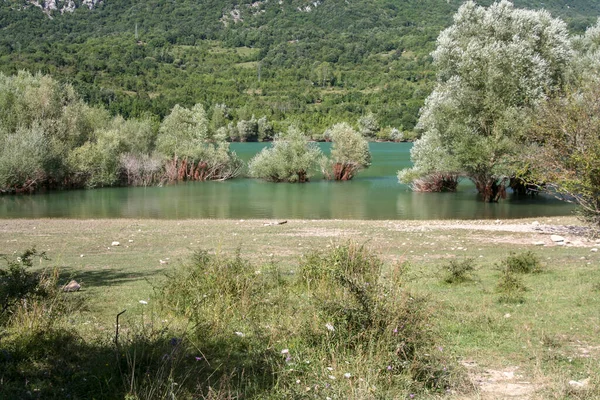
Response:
[0, 143, 573, 220]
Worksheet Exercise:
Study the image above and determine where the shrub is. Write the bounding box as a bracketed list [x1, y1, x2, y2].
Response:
[496, 268, 527, 303]
[157, 244, 460, 396]
[442, 258, 477, 284]
[248, 126, 324, 182]
[298, 243, 454, 392]
[323, 122, 371, 180]
[500, 251, 543, 274]
[1, 248, 52, 323]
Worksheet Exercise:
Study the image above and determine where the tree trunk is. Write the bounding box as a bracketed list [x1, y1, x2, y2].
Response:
[472, 175, 507, 202]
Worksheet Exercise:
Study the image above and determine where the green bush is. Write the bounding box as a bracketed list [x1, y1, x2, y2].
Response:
[500, 251, 543, 274]
[248, 125, 324, 182]
[442, 258, 477, 284]
[155, 244, 459, 397]
[496, 267, 527, 303]
[0, 248, 52, 323]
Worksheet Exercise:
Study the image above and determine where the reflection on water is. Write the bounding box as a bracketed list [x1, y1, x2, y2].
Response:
[0, 143, 573, 220]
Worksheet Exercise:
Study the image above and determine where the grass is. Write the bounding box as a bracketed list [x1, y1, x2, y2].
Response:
[0, 217, 599, 398]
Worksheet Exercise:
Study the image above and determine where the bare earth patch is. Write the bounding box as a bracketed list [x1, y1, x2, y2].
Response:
[462, 361, 540, 399]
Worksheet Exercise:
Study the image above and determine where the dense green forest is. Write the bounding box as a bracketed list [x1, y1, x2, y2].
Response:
[1, 0, 599, 135]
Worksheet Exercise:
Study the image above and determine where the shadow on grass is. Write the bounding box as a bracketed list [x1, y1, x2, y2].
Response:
[0, 326, 278, 399]
[58, 267, 166, 289]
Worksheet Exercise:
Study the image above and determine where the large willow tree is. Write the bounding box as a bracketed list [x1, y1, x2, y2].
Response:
[401, 1, 572, 201]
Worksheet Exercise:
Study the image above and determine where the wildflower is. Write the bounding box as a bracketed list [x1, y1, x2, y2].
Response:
[387, 365, 392, 371]
[281, 349, 289, 354]
[195, 356, 203, 361]
[438, 346, 443, 352]
[234, 331, 245, 337]
[409, 394, 415, 399]
[325, 323, 335, 332]
[170, 337, 181, 346]
[296, 379, 301, 384]
[285, 356, 292, 363]
[344, 373, 351, 378]
[139, 300, 148, 305]
[393, 328, 398, 334]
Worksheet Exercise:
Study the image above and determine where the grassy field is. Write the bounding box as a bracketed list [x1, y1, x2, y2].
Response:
[1, 217, 599, 398]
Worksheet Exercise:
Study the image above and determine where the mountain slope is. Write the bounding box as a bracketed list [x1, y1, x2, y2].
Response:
[1, 0, 599, 134]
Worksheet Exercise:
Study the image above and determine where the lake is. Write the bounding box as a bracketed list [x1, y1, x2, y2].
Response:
[0, 143, 573, 220]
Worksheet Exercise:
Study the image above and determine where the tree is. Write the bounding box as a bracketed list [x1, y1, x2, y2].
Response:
[405, 1, 572, 201]
[323, 123, 371, 180]
[526, 83, 600, 228]
[156, 104, 242, 182]
[397, 131, 460, 192]
[248, 126, 324, 182]
[358, 112, 379, 138]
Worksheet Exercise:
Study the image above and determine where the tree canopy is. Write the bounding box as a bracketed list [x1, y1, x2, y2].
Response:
[402, 0, 573, 201]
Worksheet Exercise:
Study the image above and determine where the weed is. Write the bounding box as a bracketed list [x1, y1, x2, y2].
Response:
[496, 267, 527, 303]
[442, 258, 477, 284]
[500, 251, 543, 274]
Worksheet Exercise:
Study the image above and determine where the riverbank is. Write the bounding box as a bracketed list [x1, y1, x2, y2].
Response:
[1, 217, 599, 398]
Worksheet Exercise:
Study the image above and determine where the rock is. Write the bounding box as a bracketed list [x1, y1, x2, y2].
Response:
[591, 248, 598, 252]
[111, 241, 120, 246]
[532, 221, 540, 226]
[128, 239, 134, 243]
[533, 241, 545, 246]
[550, 235, 565, 243]
[63, 280, 81, 292]
[569, 378, 589, 389]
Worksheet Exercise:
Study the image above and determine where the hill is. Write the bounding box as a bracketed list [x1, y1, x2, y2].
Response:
[1, 0, 599, 135]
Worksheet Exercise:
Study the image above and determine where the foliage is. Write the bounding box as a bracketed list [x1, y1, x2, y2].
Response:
[248, 126, 324, 182]
[526, 82, 600, 228]
[407, 1, 572, 201]
[496, 267, 527, 303]
[499, 251, 543, 274]
[323, 122, 371, 180]
[357, 112, 380, 138]
[442, 258, 477, 284]
[298, 243, 454, 392]
[0, 248, 51, 322]
[157, 243, 457, 396]
[495, 251, 540, 303]
[156, 103, 209, 158]
[398, 129, 461, 191]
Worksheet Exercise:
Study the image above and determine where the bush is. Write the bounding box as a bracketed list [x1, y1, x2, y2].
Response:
[156, 244, 459, 397]
[496, 267, 527, 303]
[298, 243, 454, 392]
[323, 122, 371, 180]
[248, 126, 324, 182]
[442, 258, 477, 284]
[500, 251, 542, 274]
[0, 248, 53, 323]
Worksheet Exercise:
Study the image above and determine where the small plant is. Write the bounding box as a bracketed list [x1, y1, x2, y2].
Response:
[496, 267, 527, 303]
[1, 248, 51, 322]
[442, 258, 477, 284]
[500, 251, 543, 274]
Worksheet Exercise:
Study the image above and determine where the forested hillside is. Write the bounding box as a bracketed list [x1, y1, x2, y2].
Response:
[1, 0, 599, 135]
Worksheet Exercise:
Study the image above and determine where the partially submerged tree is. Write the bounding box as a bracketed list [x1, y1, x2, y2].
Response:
[404, 1, 572, 201]
[248, 126, 324, 182]
[398, 130, 460, 192]
[526, 83, 600, 228]
[156, 104, 242, 182]
[323, 123, 371, 180]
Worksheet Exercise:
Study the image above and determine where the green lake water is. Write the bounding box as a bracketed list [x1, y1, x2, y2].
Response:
[0, 143, 573, 220]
